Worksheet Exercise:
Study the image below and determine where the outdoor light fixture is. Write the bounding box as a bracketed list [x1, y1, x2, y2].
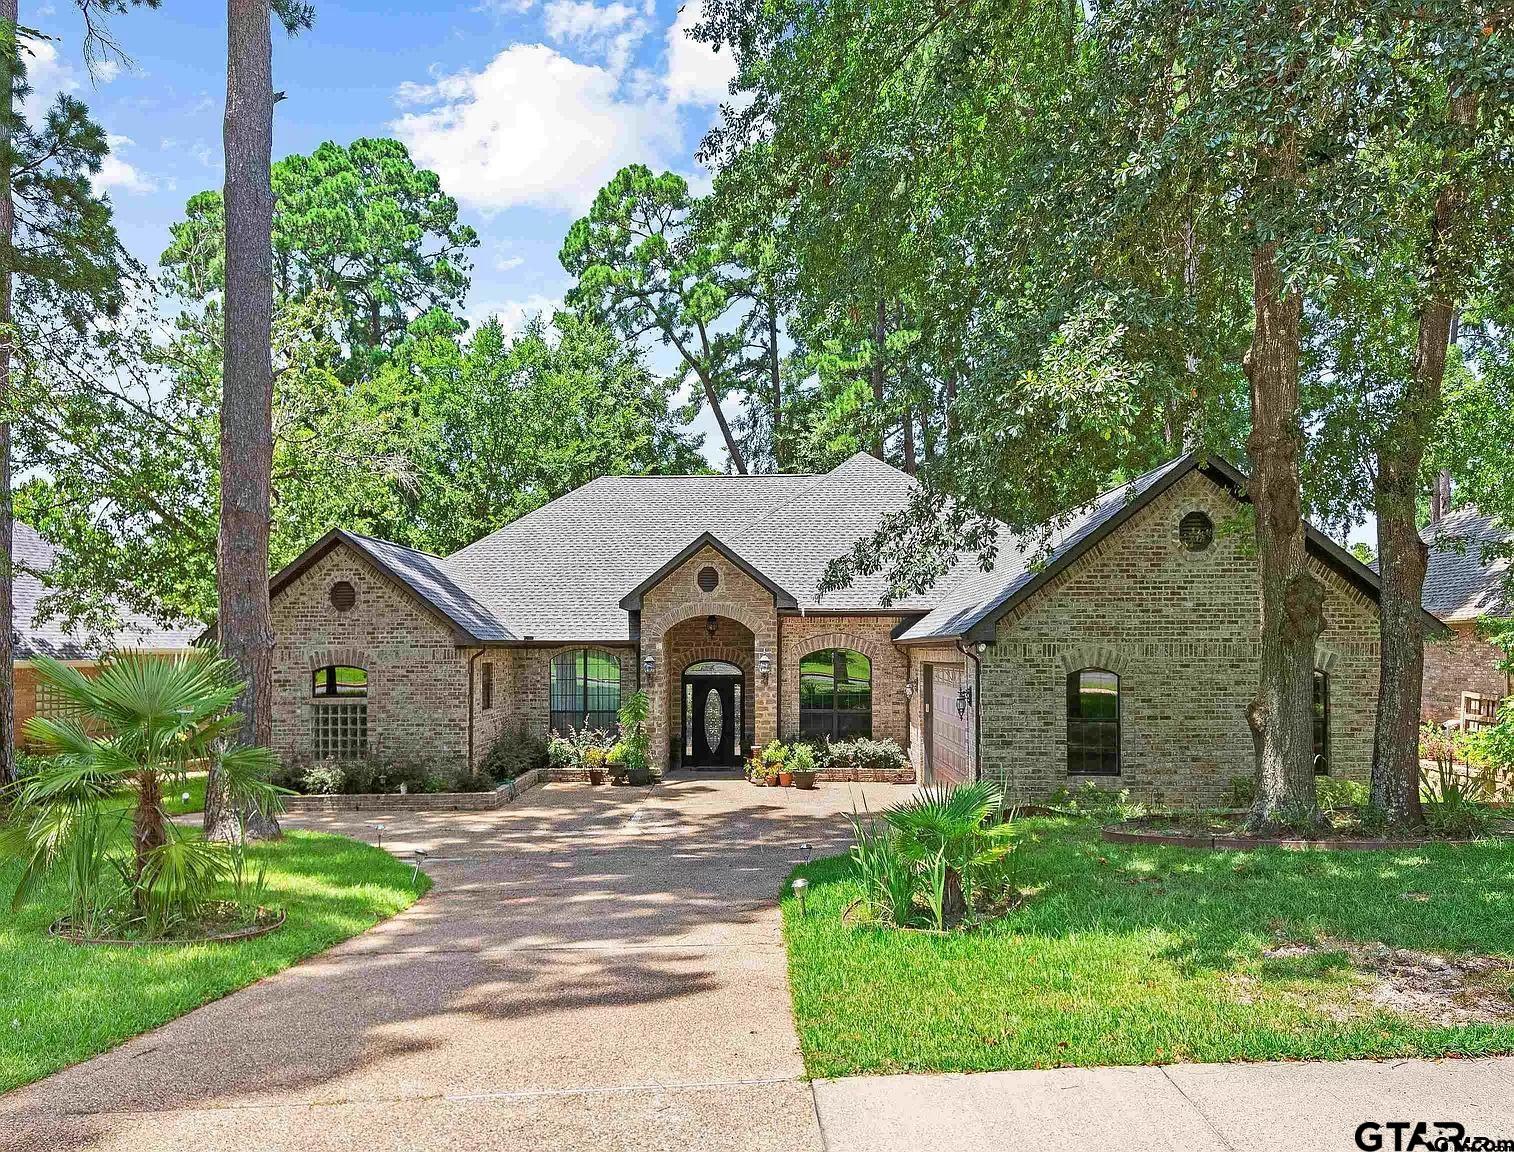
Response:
[642, 654, 656, 677]
[411, 848, 428, 886]
[706, 614, 719, 637]
[792, 876, 810, 917]
[904, 678, 918, 700]
[956, 683, 974, 719]
[757, 651, 772, 679]
[367, 821, 386, 847]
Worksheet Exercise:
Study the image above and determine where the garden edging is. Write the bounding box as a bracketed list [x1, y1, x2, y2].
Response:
[279, 768, 545, 813]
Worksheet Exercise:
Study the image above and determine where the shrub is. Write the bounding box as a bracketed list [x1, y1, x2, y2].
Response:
[787, 743, 818, 774]
[822, 737, 907, 775]
[1315, 777, 1368, 811]
[482, 728, 547, 783]
[617, 692, 652, 783]
[302, 761, 347, 796]
[1227, 776, 1256, 809]
[547, 735, 577, 771]
[429, 765, 496, 793]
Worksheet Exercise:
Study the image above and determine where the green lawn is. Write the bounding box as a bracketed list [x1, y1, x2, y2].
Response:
[0, 830, 428, 1093]
[782, 815, 1514, 1077]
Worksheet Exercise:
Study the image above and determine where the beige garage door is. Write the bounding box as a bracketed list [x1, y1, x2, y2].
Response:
[926, 663, 969, 786]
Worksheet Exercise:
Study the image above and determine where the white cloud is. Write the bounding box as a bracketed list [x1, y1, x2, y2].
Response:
[663, 0, 735, 107]
[469, 293, 562, 335]
[392, 43, 681, 215]
[92, 59, 122, 83]
[494, 254, 526, 272]
[543, 0, 647, 74]
[21, 38, 79, 120]
[93, 135, 159, 196]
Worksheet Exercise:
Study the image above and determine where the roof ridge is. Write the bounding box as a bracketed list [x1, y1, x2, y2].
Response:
[727, 466, 846, 547]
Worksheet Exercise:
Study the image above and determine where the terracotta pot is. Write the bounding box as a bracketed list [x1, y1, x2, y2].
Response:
[791, 771, 816, 790]
[765, 774, 780, 787]
[588, 768, 606, 786]
[778, 771, 794, 788]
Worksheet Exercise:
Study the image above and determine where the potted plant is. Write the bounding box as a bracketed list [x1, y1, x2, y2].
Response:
[583, 745, 607, 786]
[617, 692, 654, 785]
[788, 743, 818, 790]
[605, 742, 628, 784]
[758, 740, 788, 786]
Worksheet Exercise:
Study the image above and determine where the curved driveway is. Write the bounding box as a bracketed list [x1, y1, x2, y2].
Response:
[1, 777, 898, 1152]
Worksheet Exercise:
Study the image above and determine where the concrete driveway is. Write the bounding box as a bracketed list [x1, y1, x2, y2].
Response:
[0, 775, 891, 1152]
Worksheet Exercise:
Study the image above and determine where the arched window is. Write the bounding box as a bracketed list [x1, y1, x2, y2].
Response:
[798, 649, 872, 740]
[550, 649, 621, 734]
[1313, 670, 1330, 775]
[1067, 668, 1119, 775]
[311, 666, 368, 759]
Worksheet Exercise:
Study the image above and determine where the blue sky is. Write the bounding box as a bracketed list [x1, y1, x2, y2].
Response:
[28, 0, 735, 455]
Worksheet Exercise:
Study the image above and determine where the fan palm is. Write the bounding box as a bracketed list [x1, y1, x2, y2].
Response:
[0, 651, 282, 934]
[882, 781, 1017, 922]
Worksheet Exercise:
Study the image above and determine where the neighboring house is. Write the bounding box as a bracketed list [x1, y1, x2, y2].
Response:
[13, 522, 200, 746]
[266, 451, 1417, 805]
[1420, 506, 1511, 731]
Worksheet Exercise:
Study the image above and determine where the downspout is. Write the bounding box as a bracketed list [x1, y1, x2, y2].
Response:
[957, 639, 983, 783]
[467, 648, 484, 776]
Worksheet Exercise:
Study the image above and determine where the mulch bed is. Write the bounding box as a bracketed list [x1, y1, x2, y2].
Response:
[48, 903, 286, 947]
[1102, 813, 1494, 851]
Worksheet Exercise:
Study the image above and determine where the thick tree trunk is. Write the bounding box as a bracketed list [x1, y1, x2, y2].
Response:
[132, 767, 167, 891]
[207, 0, 279, 841]
[1369, 92, 1475, 825]
[901, 407, 917, 475]
[1244, 241, 1324, 831]
[0, 0, 17, 786]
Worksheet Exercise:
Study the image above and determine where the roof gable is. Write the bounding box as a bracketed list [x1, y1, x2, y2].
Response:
[618, 532, 799, 611]
[1421, 507, 1510, 623]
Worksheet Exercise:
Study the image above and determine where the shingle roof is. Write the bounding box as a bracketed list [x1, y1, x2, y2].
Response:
[896, 455, 1194, 642]
[1422, 507, 1510, 624]
[343, 532, 516, 640]
[13, 522, 200, 660]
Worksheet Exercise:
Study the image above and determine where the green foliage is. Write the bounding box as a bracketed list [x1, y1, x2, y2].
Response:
[819, 737, 908, 776]
[482, 728, 548, 784]
[1315, 777, 1369, 812]
[0, 652, 281, 938]
[616, 691, 652, 783]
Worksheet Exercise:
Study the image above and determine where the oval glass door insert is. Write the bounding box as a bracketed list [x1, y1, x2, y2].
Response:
[704, 688, 723, 751]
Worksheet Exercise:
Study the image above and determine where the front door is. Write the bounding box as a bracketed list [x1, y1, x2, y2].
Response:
[685, 675, 740, 767]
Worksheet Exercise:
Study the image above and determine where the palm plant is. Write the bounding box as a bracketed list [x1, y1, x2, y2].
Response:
[0, 651, 282, 937]
[882, 782, 1018, 923]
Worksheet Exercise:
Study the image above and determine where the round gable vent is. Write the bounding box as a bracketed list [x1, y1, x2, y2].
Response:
[1179, 511, 1215, 553]
[697, 565, 720, 593]
[330, 580, 357, 612]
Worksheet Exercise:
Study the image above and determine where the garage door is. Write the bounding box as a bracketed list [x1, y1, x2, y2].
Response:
[925, 663, 969, 785]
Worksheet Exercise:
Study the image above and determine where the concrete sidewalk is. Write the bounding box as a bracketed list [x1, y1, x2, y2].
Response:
[814, 1057, 1514, 1151]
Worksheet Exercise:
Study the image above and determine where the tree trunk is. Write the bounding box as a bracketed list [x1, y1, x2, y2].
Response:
[207, 0, 279, 841]
[901, 407, 917, 475]
[1244, 241, 1324, 831]
[0, 0, 17, 786]
[132, 767, 167, 894]
[1429, 470, 1452, 525]
[869, 299, 886, 460]
[767, 297, 784, 471]
[945, 367, 958, 453]
[1369, 91, 1476, 826]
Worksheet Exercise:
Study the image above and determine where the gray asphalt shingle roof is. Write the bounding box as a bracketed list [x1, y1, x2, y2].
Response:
[13, 522, 200, 660]
[1421, 507, 1511, 624]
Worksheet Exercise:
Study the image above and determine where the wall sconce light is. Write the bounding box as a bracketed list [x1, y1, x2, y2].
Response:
[642, 654, 656, 678]
[705, 614, 719, 637]
[903, 679, 918, 700]
[757, 651, 772, 679]
[955, 684, 974, 719]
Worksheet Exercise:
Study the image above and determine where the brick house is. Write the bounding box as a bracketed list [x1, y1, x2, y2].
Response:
[13, 522, 199, 747]
[267, 451, 1420, 804]
[1419, 507, 1510, 731]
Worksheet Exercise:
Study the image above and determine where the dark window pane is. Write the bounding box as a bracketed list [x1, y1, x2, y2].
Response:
[1067, 668, 1119, 775]
[550, 649, 620, 733]
[1313, 671, 1329, 775]
[797, 649, 871, 739]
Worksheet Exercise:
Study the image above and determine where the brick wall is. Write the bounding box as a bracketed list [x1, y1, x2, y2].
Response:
[778, 614, 911, 750]
[639, 545, 779, 770]
[471, 643, 637, 758]
[978, 470, 1380, 806]
[1422, 622, 1510, 724]
[271, 544, 470, 769]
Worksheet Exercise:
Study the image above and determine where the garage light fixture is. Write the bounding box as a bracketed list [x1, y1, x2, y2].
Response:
[956, 684, 974, 719]
[757, 652, 772, 679]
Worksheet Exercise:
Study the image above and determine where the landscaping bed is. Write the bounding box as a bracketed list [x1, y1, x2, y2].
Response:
[781, 813, 1514, 1077]
[1103, 806, 1512, 851]
[0, 830, 426, 1093]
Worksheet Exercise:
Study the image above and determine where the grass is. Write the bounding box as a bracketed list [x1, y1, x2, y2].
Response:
[781, 814, 1514, 1077]
[0, 829, 428, 1093]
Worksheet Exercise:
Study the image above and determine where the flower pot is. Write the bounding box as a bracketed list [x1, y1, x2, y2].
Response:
[791, 770, 816, 790]
[765, 774, 780, 787]
[778, 771, 793, 788]
[588, 768, 606, 786]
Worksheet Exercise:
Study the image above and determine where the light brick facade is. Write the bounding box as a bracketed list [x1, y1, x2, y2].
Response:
[972, 471, 1379, 805]
[778, 614, 911, 748]
[1422, 623, 1510, 726]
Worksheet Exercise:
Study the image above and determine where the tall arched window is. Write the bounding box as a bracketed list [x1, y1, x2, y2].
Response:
[550, 649, 621, 733]
[1067, 668, 1119, 775]
[1313, 670, 1330, 775]
[311, 665, 368, 759]
[798, 648, 872, 739]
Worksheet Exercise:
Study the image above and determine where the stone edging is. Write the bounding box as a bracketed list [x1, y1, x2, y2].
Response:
[279, 769, 545, 813]
[1101, 824, 1468, 852]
